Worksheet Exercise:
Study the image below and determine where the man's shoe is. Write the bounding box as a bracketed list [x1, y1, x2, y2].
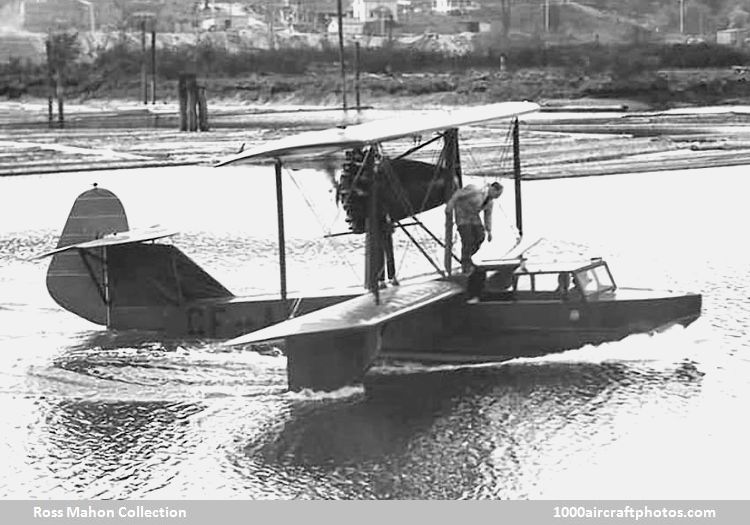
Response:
[466, 297, 480, 304]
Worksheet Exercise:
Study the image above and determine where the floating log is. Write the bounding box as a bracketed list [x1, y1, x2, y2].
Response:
[541, 105, 629, 113]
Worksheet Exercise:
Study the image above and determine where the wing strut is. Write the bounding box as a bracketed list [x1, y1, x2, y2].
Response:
[275, 159, 288, 301]
[443, 128, 461, 275]
[365, 147, 384, 302]
[398, 216, 461, 269]
[513, 117, 523, 237]
[396, 221, 444, 276]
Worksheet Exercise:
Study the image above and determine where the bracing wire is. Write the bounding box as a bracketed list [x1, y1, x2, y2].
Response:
[462, 120, 514, 181]
[286, 167, 362, 289]
[455, 122, 520, 242]
[388, 142, 450, 279]
[496, 201, 522, 242]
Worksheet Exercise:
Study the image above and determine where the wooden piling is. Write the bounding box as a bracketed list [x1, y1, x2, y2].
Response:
[45, 38, 54, 128]
[178, 73, 201, 132]
[56, 66, 64, 129]
[197, 86, 209, 132]
[186, 74, 198, 132]
[178, 74, 187, 131]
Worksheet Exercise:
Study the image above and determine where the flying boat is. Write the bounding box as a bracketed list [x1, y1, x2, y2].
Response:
[38, 102, 702, 391]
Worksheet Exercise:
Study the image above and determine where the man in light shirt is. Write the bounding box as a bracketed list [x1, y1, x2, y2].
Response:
[445, 181, 503, 274]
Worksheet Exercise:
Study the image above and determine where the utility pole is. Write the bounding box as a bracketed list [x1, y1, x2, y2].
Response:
[680, 0, 684, 34]
[337, 0, 348, 110]
[141, 20, 147, 104]
[151, 27, 156, 104]
[545, 0, 550, 33]
[134, 13, 155, 104]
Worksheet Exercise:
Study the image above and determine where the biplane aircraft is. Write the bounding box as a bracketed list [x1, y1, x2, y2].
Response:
[39, 102, 702, 392]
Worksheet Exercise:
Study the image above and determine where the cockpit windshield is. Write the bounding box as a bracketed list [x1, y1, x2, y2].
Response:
[573, 262, 615, 297]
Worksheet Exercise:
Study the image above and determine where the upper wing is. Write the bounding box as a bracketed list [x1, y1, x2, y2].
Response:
[216, 101, 540, 166]
[225, 279, 464, 346]
[35, 226, 178, 259]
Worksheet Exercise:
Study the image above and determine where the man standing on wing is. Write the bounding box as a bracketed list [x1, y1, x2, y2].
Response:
[445, 181, 503, 274]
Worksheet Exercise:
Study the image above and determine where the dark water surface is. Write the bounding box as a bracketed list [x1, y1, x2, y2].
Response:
[1, 164, 748, 499]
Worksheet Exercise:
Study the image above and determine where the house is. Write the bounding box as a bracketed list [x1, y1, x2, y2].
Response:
[22, 0, 98, 32]
[327, 16, 365, 36]
[432, 0, 477, 15]
[287, 0, 350, 32]
[352, 0, 399, 22]
[197, 2, 252, 31]
[717, 28, 748, 47]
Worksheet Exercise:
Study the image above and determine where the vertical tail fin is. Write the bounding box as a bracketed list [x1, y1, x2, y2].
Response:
[46, 186, 128, 325]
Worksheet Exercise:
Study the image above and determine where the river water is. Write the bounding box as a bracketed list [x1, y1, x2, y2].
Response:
[1, 162, 749, 499]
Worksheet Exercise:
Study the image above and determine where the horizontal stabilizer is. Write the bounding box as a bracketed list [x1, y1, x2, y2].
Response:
[36, 226, 177, 259]
[226, 279, 464, 346]
[216, 102, 540, 166]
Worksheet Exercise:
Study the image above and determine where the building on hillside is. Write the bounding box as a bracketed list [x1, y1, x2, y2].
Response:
[115, 1, 249, 32]
[288, 0, 350, 33]
[327, 16, 364, 36]
[139, 0, 204, 32]
[717, 28, 748, 47]
[352, 0, 399, 22]
[432, 0, 477, 15]
[197, 2, 251, 31]
[22, 0, 105, 32]
[118, 1, 167, 31]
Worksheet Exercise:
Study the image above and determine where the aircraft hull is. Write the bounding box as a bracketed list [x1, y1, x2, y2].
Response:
[109, 286, 700, 365]
[108, 293, 358, 338]
[379, 287, 702, 363]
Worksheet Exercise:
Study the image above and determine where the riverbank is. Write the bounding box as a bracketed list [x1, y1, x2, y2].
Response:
[6, 62, 750, 110]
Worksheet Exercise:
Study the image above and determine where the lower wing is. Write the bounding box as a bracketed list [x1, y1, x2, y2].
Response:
[225, 279, 464, 346]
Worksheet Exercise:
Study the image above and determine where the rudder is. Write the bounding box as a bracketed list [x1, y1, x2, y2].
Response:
[46, 186, 129, 325]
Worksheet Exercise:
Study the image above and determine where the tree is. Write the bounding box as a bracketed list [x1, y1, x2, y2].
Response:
[48, 32, 81, 73]
[728, 6, 750, 28]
